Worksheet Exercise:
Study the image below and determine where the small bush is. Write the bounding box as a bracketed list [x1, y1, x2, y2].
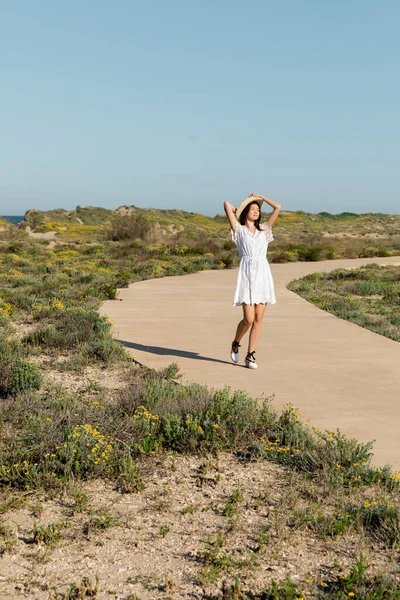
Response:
[0, 523, 17, 554]
[8, 359, 43, 394]
[25, 308, 110, 349]
[115, 451, 146, 493]
[24, 308, 129, 365]
[107, 214, 152, 241]
[50, 575, 99, 599]
[85, 338, 129, 363]
[351, 501, 400, 547]
[316, 554, 400, 598]
[0, 358, 42, 397]
[289, 505, 352, 539]
[33, 521, 63, 546]
[0, 335, 23, 362]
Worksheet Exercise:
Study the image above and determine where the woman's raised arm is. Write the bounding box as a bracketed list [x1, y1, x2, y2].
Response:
[223, 201, 238, 233]
[250, 194, 281, 228]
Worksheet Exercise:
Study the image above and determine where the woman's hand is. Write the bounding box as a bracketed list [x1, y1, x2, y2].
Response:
[249, 193, 280, 208]
[249, 193, 266, 201]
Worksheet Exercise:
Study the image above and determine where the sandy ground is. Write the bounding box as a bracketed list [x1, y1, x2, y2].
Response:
[28, 231, 58, 239]
[1, 453, 397, 599]
[100, 256, 400, 470]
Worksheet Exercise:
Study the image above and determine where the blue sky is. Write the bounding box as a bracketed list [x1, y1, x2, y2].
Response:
[1, 0, 399, 216]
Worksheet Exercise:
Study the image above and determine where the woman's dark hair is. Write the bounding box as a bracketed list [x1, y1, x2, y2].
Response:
[239, 202, 262, 231]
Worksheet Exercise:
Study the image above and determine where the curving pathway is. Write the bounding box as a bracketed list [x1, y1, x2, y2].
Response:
[100, 256, 400, 469]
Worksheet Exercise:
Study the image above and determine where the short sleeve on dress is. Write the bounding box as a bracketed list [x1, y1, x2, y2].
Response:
[260, 222, 274, 243]
[231, 221, 241, 243]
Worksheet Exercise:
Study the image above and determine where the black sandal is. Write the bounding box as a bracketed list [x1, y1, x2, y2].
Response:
[245, 351, 258, 369]
[230, 340, 241, 363]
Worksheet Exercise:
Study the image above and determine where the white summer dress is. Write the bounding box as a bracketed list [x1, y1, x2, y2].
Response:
[231, 221, 276, 306]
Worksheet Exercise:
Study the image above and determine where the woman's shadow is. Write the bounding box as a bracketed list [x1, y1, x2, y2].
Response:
[118, 340, 234, 366]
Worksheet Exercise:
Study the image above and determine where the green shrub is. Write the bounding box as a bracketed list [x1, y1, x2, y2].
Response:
[107, 213, 152, 241]
[0, 348, 42, 397]
[350, 501, 400, 547]
[86, 338, 129, 363]
[289, 505, 352, 539]
[25, 308, 111, 349]
[298, 245, 322, 262]
[33, 521, 63, 546]
[115, 451, 146, 493]
[316, 554, 400, 598]
[0, 335, 22, 362]
[8, 359, 43, 394]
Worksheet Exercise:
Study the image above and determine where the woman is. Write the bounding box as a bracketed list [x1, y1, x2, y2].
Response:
[224, 194, 281, 369]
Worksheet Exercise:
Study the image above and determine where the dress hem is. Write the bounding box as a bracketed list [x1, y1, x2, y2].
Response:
[233, 300, 276, 307]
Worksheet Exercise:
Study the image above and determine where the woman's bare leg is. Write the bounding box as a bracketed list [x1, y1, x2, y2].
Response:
[233, 304, 255, 344]
[248, 303, 266, 353]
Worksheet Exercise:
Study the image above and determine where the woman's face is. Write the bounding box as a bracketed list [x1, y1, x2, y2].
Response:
[247, 202, 260, 221]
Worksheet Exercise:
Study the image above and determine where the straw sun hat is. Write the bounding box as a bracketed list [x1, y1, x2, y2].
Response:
[235, 195, 264, 221]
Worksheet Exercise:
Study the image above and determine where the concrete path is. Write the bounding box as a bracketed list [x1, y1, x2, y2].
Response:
[100, 256, 400, 469]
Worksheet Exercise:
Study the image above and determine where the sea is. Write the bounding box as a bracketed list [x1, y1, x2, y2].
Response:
[1, 216, 24, 226]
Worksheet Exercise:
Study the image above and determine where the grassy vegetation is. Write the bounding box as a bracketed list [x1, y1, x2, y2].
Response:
[0, 217, 27, 242]
[216, 555, 400, 598]
[19, 205, 400, 262]
[1, 213, 399, 597]
[0, 236, 229, 375]
[50, 575, 99, 599]
[1, 361, 400, 541]
[27, 559, 400, 599]
[23, 206, 112, 230]
[287, 264, 400, 342]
